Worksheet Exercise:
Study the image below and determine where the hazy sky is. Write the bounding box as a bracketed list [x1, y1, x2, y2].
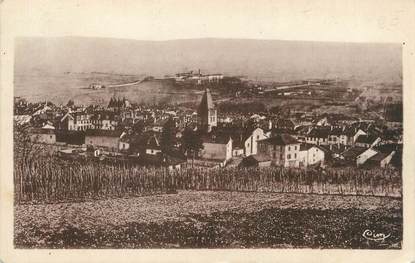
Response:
[1, 0, 413, 43]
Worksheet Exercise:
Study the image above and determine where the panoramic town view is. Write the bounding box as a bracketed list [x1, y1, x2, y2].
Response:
[13, 37, 403, 249]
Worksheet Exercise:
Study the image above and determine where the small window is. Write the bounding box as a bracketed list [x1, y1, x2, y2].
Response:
[287, 154, 291, 159]
[294, 153, 297, 158]
[288, 146, 290, 151]
[50, 135, 52, 139]
[272, 152, 276, 158]
[257, 135, 260, 140]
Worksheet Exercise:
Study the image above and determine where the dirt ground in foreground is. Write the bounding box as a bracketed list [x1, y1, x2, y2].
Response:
[15, 191, 402, 249]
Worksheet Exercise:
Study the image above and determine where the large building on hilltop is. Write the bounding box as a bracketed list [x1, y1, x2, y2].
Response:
[197, 88, 217, 133]
[174, 69, 224, 85]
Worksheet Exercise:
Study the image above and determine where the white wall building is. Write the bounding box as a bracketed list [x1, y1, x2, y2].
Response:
[244, 128, 267, 156]
[298, 144, 325, 167]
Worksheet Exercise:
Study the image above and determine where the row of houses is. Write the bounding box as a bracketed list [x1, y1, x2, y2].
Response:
[190, 89, 400, 169]
[188, 89, 325, 168]
[30, 121, 396, 170]
[303, 127, 384, 147]
[20, 88, 401, 170]
[241, 131, 396, 169]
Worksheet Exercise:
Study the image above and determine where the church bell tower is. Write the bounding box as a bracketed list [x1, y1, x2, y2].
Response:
[197, 88, 217, 133]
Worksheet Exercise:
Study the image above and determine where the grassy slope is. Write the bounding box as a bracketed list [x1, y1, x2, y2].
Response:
[14, 73, 201, 105]
[15, 191, 402, 249]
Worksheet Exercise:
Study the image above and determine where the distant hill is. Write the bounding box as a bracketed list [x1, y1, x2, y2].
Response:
[15, 37, 402, 83]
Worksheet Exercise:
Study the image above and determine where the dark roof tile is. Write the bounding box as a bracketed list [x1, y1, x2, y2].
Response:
[197, 88, 215, 116]
[85, 129, 123, 137]
[259, 133, 299, 145]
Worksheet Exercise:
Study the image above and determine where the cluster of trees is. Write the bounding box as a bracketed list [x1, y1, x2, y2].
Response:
[14, 123, 47, 169]
[14, 98, 55, 115]
[180, 127, 203, 166]
[66, 99, 75, 107]
[108, 97, 129, 108]
[160, 118, 176, 152]
[158, 117, 204, 165]
[384, 103, 403, 122]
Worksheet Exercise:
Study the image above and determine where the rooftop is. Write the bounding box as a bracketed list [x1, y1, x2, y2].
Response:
[146, 135, 161, 149]
[197, 88, 215, 116]
[299, 143, 322, 151]
[201, 133, 232, 144]
[355, 134, 380, 144]
[341, 146, 368, 159]
[29, 128, 55, 135]
[85, 129, 124, 137]
[308, 128, 330, 138]
[369, 152, 391, 162]
[259, 133, 299, 146]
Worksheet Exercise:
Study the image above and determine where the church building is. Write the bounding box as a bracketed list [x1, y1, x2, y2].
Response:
[197, 88, 217, 133]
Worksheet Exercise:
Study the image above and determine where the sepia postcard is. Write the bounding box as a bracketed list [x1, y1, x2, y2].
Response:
[1, 0, 414, 262]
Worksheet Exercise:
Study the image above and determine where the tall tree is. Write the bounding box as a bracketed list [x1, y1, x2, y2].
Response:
[160, 117, 176, 153]
[132, 120, 145, 135]
[66, 99, 74, 107]
[181, 127, 203, 167]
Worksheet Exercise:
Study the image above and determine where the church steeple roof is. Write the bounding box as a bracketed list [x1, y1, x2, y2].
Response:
[197, 88, 214, 115]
